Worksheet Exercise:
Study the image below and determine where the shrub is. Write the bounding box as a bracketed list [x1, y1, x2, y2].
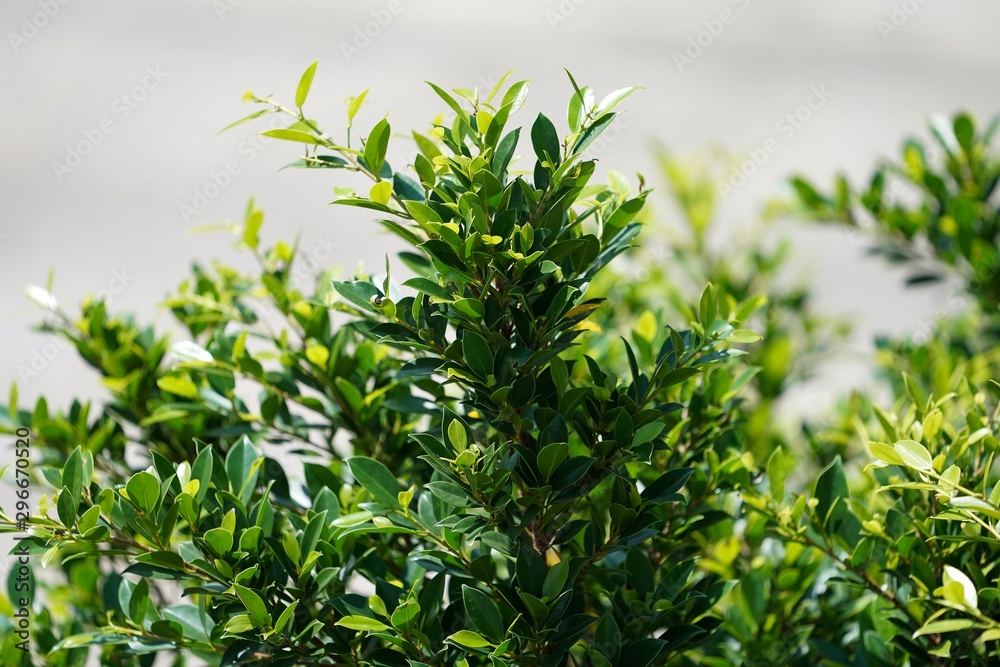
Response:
[0, 66, 762, 666]
[5, 59, 1000, 666]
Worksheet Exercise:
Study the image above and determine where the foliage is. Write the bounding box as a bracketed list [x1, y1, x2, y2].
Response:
[0, 67, 761, 666]
[3, 59, 1000, 667]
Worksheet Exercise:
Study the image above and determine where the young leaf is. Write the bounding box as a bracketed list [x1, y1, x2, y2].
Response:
[347, 89, 369, 127]
[295, 60, 318, 108]
[446, 630, 492, 649]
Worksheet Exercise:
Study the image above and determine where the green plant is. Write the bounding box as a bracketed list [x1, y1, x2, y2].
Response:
[0, 66, 762, 666]
[726, 112, 1000, 666]
[6, 58, 1000, 667]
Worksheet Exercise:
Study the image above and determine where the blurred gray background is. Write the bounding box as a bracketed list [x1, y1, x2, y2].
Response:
[1, 0, 999, 571]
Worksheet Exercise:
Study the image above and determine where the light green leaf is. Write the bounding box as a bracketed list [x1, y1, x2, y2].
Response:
[234, 584, 271, 627]
[942, 565, 978, 610]
[347, 89, 369, 125]
[336, 615, 390, 632]
[894, 439, 933, 470]
[595, 86, 640, 116]
[262, 128, 324, 145]
[914, 619, 977, 638]
[224, 614, 256, 634]
[868, 441, 904, 466]
[295, 61, 318, 108]
[446, 630, 492, 649]
[370, 181, 393, 206]
[447, 419, 468, 451]
[728, 328, 762, 344]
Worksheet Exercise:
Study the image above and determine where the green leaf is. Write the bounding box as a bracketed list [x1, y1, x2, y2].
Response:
[402, 200, 442, 225]
[462, 331, 493, 380]
[595, 86, 639, 116]
[243, 205, 263, 250]
[447, 419, 468, 451]
[347, 89, 369, 125]
[234, 584, 271, 627]
[125, 471, 160, 514]
[77, 505, 101, 533]
[728, 328, 762, 344]
[941, 565, 977, 610]
[226, 436, 261, 499]
[641, 468, 693, 504]
[402, 277, 452, 301]
[815, 456, 848, 528]
[162, 604, 215, 642]
[218, 109, 271, 135]
[348, 457, 403, 509]
[62, 446, 84, 502]
[364, 118, 391, 178]
[446, 630, 492, 649]
[370, 180, 393, 205]
[462, 585, 504, 643]
[295, 60, 318, 108]
[57, 487, 77, 528]
[336, 615, 390, 632]
[894, 439, 933, 470]
[128, 579, 149, 625]
[537, 442, 569, 481]
[913, 619, 977, 638]
[531, 113, 560, 165]
[594, 613, 622, 663]
[699, 284, 718, 326]
[767, 448, 787, 502]
[542, 559, 569, 599]
[204, 528, 234, 556]
[150, 620, 183, 641]
[157, 375, 200, 399]
[426, 82, 466, 117]
[452, 298, 485, 320]
[262, 128, 324, 145]
[390, 601, 420, 629]
[572, 112, 616, 155]
[501, 80, 530, 113]
[426, 481, 471, 507]
[224, 614, 256, 634]
[949, 496, 1000, 520]
[632, 422, 665, 447]
[868, 441, 905, 466]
